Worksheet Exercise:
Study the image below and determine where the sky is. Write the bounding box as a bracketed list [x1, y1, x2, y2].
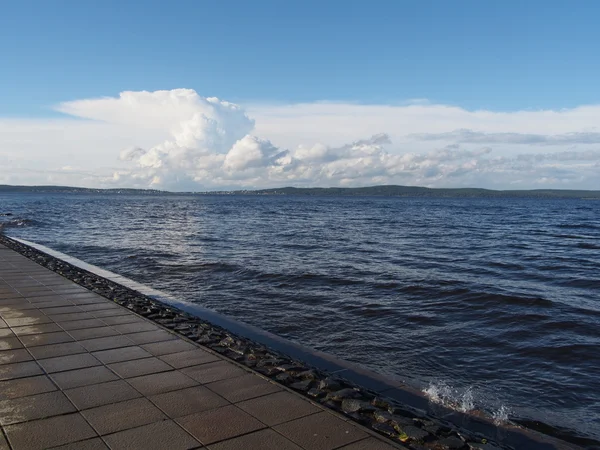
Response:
[1, 0, 599, 191]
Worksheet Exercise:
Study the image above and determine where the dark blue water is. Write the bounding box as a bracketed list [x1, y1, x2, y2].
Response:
[2, 193, 599, 443]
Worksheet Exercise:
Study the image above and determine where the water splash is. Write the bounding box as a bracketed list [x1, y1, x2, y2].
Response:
[493, 405, 510, 425]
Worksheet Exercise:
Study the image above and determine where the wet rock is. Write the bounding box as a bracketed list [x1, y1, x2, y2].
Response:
[341, 399, 376, 414]
[371, 397, 390, 409]
[296, 369, 318, 379]
[372, 422, 398, 438]
[468, 442, 502, 450]
[326, 388, 362, 402]
[318, 378, 342, 391]
[276, 364, 306, 373]
[307, 388, 326, 399]
[400, 425, 430, 443]
[438, 436, 467, 449]
[275, 372, 293, 384]
[289, 379, 313, 392]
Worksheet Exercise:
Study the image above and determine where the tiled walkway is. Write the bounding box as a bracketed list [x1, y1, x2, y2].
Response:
[0, 244, 402, 450]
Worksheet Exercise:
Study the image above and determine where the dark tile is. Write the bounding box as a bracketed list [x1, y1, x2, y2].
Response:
[39, 306, 82, 315]
[92, 346, 151, 364]
[102, 419, 199, 450]
[237, 391, 321, 426]
[19, 331, 74, 347]
[0, 361, 43, 381]
[108, 357, 172, 379]
[127, 371, 198, 396]
[28, 342, 86, 359]
[209, 429, 303, 450]
[50, 365, 119, 389]
[181, 361, 248, 384]
[77, 303, 122, 312]
[0, 337, 23, 351]
[159, 349, 220, 369]
[48, 312, 95, 322]
[176, 404, 265, 445]
[111, 321, 158, 334]
[0, 328, 15, 338]
[65, 380, 142, 410]
[81, 398, 167, 435]
[59, 318, 107, 331]
[92, 309, 126, 318]
[0, 375, 56, 400]
[0, 349, 32, 365]
[3, 413, 96, 450]
[100, 314, 142, 326]
[124, 330, 177, 345]
[79, 335, 133, 352]
[141, 339, 197, 356]
[11, 322, 62, 336]
[49, 437, 109, 450]
[68, 327, 120, 340]
[38, 353, 101, 373]
[0, 391, 76, 425]
[4, 316, 52, 327]
[206, 374, 282, 403]
[149, 385, 229, 418]
[274, 411, 368, 450]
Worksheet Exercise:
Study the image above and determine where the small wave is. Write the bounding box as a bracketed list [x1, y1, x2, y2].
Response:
[0, 218, 36, 231]
[423, 382, 476, 413]
[576, 242, 600, 250]
[557, 223, 600, 231]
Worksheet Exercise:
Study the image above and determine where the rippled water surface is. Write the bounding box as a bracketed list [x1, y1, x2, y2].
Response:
[2, 193, 599, 443]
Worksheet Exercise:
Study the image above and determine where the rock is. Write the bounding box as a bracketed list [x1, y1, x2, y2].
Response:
[318, 378, 342, 391]
[341, 399, 376, 414]
[290, 380, 313, 392]
[307, 388, 326, 398]
[275, 372, 293, 384]
[371, 397, 390, 409]
[276, 364, 306, 373]
[400, 425, 430, 443]
[468, 443, 502, 450]
[372, 422, 398, 438]
[326, 388, 362, 402]
[438, 436, 467, 449]
[373, 410, 394, 423]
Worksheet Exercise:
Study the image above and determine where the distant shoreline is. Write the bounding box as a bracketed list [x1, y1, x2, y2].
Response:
[1, 184, 600, 199]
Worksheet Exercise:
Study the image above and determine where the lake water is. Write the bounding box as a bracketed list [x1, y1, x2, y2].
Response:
[2, 193, 599, 445]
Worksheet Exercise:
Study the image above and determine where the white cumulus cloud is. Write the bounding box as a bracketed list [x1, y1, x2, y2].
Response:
[1, 89, 599, 190]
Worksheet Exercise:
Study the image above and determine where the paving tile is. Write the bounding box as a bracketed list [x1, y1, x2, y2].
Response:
[50, 365, 119, 389]
[127, 370, 198, 396]
[65, 380, 142, 410]
[38, 353, 101, 373]
[68, 326, 120, 340]
[59, 318, 107, 331]
[0, 391, 76, 425]
[0, 361, 43, 381]
[0, 375, 57, 400]
[0, 429, 8, 450]
[28, 341, 87, 359]
[39, 306, 83, 315]
[81, 397, 167, 435]
[206, 374, 282, 403]
[124, 330, 177, 345]
[0, 318, 7, 328]
[19, 331, 74, 347]
[237, 391, 320, 426]
[337, 437, 402, 449]
[111, 321, 158, 334]
[92, 309, 126, 318]
[4, 316, 53, 327]
[1, 309, 47, 320]
[0, 349, 32, 365]
[181, 361, 249, 385]
[102, 419, 200, 450]
[208, 428, 303, 450]
[274, 411, 368, 450]
[0, 302, 38, 312]
[30, 299, 75, 309]
[11, 322, 63, 336]
[176, 404, 265, 445]
[3, 413, 96, 450]
[79, 335, 134, 352]
[100, 314, 141, 326]
[77, 303, 122, 312]
[50, 437, 109, 450]
[48, 312, 95, 322]
[0, 328, 14, 338]
[0, 337, 23, 350]
[159, 348, 220, 369]
[108, 357, 172, 378]
[92, 346, 152, 364]
[141, 339, 198, 356]
[149, 385, 229, 418]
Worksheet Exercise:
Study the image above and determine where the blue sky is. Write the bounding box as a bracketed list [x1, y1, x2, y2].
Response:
[1, 0, 599, 116]
[1, 1, 599, 190]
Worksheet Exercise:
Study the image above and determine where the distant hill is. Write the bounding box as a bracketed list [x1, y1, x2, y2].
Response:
[1, 184, 599, 199]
